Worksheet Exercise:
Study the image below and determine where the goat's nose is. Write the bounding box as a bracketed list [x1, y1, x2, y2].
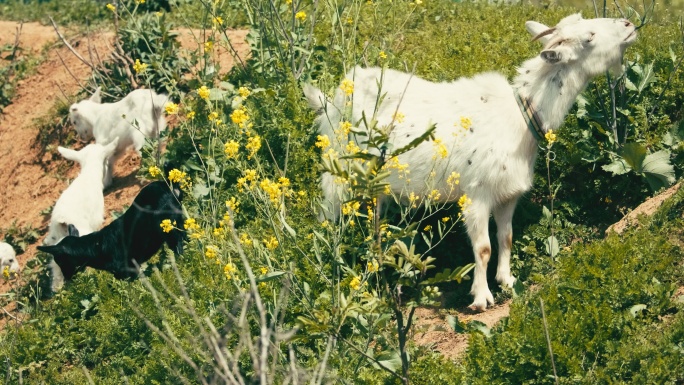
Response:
[624, 20, 633, 27]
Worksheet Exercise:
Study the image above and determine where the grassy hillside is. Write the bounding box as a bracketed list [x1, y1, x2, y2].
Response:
[1, 0, 683, 383]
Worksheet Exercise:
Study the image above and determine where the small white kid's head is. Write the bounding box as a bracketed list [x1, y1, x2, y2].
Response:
[0, 242, 19, 279]
[69, 87, 102, 142]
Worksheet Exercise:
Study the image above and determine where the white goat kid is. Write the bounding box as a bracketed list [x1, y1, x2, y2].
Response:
[304, 14, 637, 311]
[69, 87, 168, 188]
[43, 139, 119, 292]
[0, 241, 20, 279]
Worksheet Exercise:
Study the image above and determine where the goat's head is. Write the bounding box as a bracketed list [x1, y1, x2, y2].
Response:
[69, 87, 103, 142]
[0, 242, 19, 279]
[526, 13, 637, 76]
[38, 225, 89, 281]
[57, 138, 119, 173]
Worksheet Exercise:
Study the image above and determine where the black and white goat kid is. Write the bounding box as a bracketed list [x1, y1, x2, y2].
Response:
[38, 181, 185, 284]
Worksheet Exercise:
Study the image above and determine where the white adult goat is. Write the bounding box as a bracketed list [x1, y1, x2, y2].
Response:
[43, 139, 118, 292]
[304, 13, 637, 311]
[69, 87, 168, 188]
[0, 241, 20, 279]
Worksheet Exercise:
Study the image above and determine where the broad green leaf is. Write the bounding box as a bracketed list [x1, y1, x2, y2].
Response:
[602, 159, 631, 175]
[545, 235, 559, 258]
[446, 314, 468, 333]
[374, 350, 402, 372]
[642, 150, 675, 191]
[636, 62, 656, 93]
[256, 271, 286, 283]
[620, 142, 647, 171]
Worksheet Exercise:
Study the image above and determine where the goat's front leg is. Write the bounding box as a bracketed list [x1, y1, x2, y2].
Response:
[465, 201, 495, 312]
[493, 198, 518, 288]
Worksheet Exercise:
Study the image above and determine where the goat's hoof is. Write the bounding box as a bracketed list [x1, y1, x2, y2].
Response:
[469, 292, 495, 312]
[496, 274, 517, 288]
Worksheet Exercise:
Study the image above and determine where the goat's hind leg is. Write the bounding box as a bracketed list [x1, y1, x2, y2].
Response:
[493, 198, 518, 288]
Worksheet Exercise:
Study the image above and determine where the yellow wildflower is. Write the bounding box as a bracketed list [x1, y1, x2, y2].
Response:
[393, 111, 405, 124]
[136, 0, 146, 4]
[342, 201, 361, 216]
[545, 129, 557, 144]
[208, 111, 219, 121]
[155, 11, 163, 17]
[213, 16, 224, 26]
[224, 262, 237, 279]
[409, 192, 419, 208]
[424, 224, 432, 231]
[379, 51, 387, 60]
[315, 135, 331, 149]
[441, 216, 450, 223]
[148, 166, 162, 178]
[460, 116, 472, 130]
[205, 245, 219, 259]
[198, 85, 210, 100]
[263, 236, 279, 250]
[2, 266, 9, 279]
[164, 102, 179, 115]
[204, 41, 213, 52]
[367, 260, 379, 273]
[230, 107, 250, 128]
[168, 169, 186, 183]
[339, 121, 352, 136]
[260, 179, 283, 204]
[186, 111, 196, 120]
[345, 141, 360, 154]
[295, 11, 306, 21]
[340, 79, 354, 96]
[133, 59, 147, 73]
[260, 266, 269, 275]
[278, 177, 290, 187]
[349, 276, 362, 290]
[238, 87, 251, 98]
[427, 189, 441, 201]
[106, 3, 116, 12]
[239, 233, 253, 246]
[184, 218, 200, 232]
[160, 219, 175, 233]
[246, 135, 261, 159]
[458, 194, 472, 210]
[224, 140, 240, 159]
[447, 171, 460, 188]
[433, 138, 448, 159]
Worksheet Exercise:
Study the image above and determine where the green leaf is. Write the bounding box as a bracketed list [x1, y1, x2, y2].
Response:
[602, 158, 631, 175]
[373, 350, 402, 372]
[446, 314, 468, 333]
[256, 271, 286, 283]
[620, 142, 647, 171]
[636, 62, 656, 93]
[545, 236, 559, 258]
[642, 150, 675, 191]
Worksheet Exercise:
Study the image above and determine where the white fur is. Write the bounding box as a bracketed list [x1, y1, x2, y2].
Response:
[69, 88, 168, 188]
[0, 242, 19, 278]
[43, 139, 119, 291]
[304, 14, 637, 311]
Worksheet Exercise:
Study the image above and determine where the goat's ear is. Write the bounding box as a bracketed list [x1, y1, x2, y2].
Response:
[526, 21, 552, 44]
[67, 224, 80, 237]
[540, 46, 575, 64]
[57, 146, 81, 162]
[90, 87, 102, 103]
[37, 244, 59, 255]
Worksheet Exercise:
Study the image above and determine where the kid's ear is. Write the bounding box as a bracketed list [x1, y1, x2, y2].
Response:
[57, 146, 81, 162]
[90, 87, 102, 103]
[37, 244, 60, 255]
[67, 224, 80, 237]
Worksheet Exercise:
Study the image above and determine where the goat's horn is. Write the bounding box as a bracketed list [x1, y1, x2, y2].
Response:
[531, 27, 556, 42]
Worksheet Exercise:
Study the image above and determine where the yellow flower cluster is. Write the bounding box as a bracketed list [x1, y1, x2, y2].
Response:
[208, 111, 219, 121]
[2, 266, 9, 279]
[545, 129, 557, 144]
[424, 224, 432, 231]
[213, 16, 224, 27]
[224, 140, 240, 159]
[237, 169, 258, 191]
[245, 134, 261, 159]
[186, 111, 196, 120]
[367, 260, 379, 273]
[433, 138, 448, 159]
[164, 102, 179, 115]
[238, 87, 251, 98]
[441, 216, 450, 223]
[427, 189, 441, 201]
[260, 178, 284, 204]
[198, 85, 210, 100]
[148, 165, 162, 178]
[447, 171, 460, 188]
[133, 59, 147, 74]
[239, 232, 252, 246]
[205, 245, 219, 259]
[409, 192, 419, 208]
[106, 3, 116, 12]
[315, 135, 331, 149]
[224, 262, 237, 279]
[393, 111, 405, 124]
[295, 11, 307, 21]
[168, 169, 186, 183]
[204, 41, 213, 52]
[260, 266, 269, 275]
[379, 51, 387, 60]
[160, 219, 175, 233]
[230, 106, 250, 129]
[263, 236, 279, 250]
[226, 197, 240, 213]
[460, 116, 472, 130]
[458, 194, 472, 210]
[136, 0, 146, 3]
[339, 121, 352, 136]
[183, 218, 203, 239]
[341, 201, 361, 216]
[349, 276, 362, 290]
[340, 79, 354, 96]
[345, 141, 360, 154]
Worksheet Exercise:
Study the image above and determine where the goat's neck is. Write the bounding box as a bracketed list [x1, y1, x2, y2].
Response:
[513, 57, 592, 131]
[77, 162, 106, 189]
